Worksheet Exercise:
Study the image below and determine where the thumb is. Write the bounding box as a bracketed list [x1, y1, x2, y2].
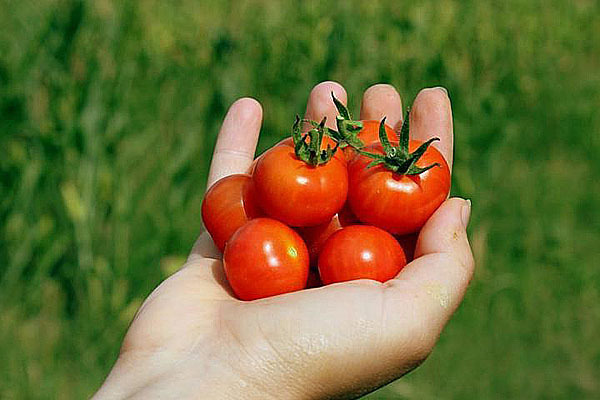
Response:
[381, 197, 474, 353]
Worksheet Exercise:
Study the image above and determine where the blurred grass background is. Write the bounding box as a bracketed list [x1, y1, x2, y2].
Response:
[1, 0, 599, 398]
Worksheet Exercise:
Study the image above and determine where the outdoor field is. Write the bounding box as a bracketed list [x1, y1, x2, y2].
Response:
[1, 0, 599, 398]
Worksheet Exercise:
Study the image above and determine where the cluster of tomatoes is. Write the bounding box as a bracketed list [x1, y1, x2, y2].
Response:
[202, 95, 450, 300]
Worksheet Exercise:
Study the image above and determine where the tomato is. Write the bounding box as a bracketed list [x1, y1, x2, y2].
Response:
[224, 218, 309, 300]
[296, 204, 356, 266]
[253, 141, 348, 227]
[201, 174, 262, 251]
[318, 225, 407, 284]
[347, 140, 450, 235]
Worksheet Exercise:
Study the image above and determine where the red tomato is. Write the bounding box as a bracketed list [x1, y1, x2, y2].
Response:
[201, 174, 262, 251]
[318, 225, 407, 284]
[224, 218, 309, 300]
[348, 141, 450, 235]
[296, 204, 357, 266]
[253, 141, 348, 227]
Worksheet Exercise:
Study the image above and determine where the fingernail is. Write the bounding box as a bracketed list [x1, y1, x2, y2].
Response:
[434, 86, 448, 95]
[461, 199, 471, 228]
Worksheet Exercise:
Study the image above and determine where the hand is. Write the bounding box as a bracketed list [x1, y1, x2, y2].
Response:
[93, 82, 474, 399]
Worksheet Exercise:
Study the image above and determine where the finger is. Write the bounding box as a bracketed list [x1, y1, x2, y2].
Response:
[304, 81, 347, 129]
[181, 236, 234, 304]
[188, 231, 221, 260]
[409, 87, 454, 171]
[359, 84, 404, 129]
[383, 198, 473, 345]
[207, 98, 263, 188]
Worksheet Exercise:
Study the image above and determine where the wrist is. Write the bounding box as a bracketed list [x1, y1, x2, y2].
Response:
[93, 350, 301, 400]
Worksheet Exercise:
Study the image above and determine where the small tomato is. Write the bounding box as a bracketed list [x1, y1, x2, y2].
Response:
[318, 225, 407, 284]
[224, 218, 309, 300]
[201, 174, 262, 251]
[253, 140, 348, 227]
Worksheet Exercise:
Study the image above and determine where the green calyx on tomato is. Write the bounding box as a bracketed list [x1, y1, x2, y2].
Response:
[360, 112, 441, 175]
[328, 92, 365, 149]
[291, 115, 339, 166]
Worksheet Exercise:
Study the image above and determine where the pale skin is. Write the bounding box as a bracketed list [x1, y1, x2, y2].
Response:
[93, 82, 474, 399]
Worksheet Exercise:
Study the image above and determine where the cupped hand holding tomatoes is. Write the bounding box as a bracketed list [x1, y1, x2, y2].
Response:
[252, 118, 348, 227]
[224, 218, 309, 300]
[318, 225, 407, 284]
[102, 84, 476, 400]
[201, 174, 262, 251]
[347, 117, 451, 235]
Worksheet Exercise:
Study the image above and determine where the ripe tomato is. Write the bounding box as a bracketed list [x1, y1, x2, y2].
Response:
[253, 141, 348, 227]
[348, 141, 450, 235]
[201, 174, 262, 251]
[224, 218, 309, 300]
[318, 225, 407, 284]
[296, 204, 356, 266]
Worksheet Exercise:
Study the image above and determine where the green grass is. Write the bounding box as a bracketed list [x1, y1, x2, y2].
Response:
[1, 0, 599, 398]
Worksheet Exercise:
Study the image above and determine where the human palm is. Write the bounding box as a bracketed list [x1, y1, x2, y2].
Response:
[94, 82, 473, 399]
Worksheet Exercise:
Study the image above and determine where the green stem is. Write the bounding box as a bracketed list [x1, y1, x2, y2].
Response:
[291, 115, 338, 166]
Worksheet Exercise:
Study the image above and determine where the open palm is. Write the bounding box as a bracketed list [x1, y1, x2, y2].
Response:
[94, 82, 474, 399]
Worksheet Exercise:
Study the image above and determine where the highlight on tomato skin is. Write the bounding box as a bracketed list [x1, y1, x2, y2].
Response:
[347, 140, 451, 235]
[201, 174, 262, 252]
[252, 141, 348, 227]
[223, 218, 310, 301]
[318, 225, 407, 285]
